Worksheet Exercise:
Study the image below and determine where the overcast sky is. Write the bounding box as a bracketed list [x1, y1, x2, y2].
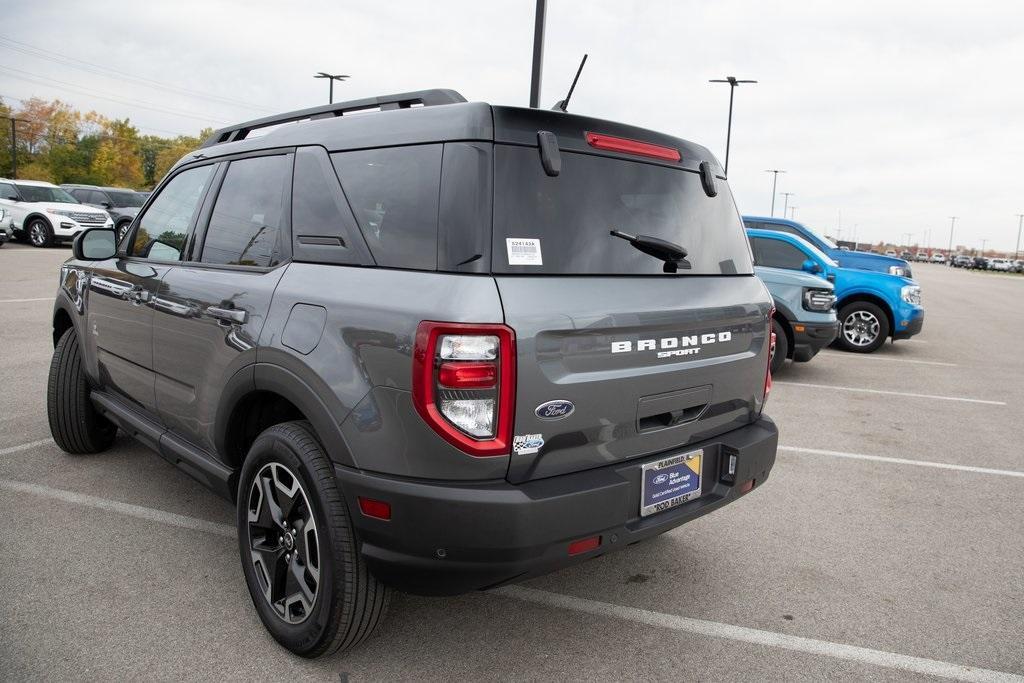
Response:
[3, 0, 1022, 252]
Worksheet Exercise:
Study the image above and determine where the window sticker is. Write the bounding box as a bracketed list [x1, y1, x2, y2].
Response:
[506, 238, 543, 266]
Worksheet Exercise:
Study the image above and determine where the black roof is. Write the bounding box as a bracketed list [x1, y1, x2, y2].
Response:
[179, 88, 722, 176]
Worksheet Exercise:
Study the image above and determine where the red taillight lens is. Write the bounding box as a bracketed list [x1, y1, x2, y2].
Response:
[568, 535, 602, 556]
[764, 307, 776, 403]
[585, 132, 681, 162]
[438, 361, 497, 389]
[412, 321, 516, 457]
[358, 497, 391, 520]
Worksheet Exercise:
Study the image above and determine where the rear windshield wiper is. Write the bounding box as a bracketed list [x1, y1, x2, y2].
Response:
[610, 229, 692, 273]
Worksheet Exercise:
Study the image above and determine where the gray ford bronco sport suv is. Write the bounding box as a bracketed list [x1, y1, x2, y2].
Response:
[46, 89, 779, 657]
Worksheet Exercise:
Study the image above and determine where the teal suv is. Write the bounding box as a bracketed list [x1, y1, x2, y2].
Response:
[755, 265, 838, 373]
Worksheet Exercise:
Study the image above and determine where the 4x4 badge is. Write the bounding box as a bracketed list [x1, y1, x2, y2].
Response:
[535, 400, 574, 420]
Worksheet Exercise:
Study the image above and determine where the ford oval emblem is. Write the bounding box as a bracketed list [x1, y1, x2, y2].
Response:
[535, 399, 575, 420]
[653, 473, 670, 485]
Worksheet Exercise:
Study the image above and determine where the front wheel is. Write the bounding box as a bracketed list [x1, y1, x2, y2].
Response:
[116, 221, 132, 243]
[28, 218, 54, 248]
[47, 327, 117, 454]
[836, 302, 889, 353]
[237, 421, 390, 657]
[770, 317, 788, 374]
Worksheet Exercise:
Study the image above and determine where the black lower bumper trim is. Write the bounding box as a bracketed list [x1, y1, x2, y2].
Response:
[893, 313, 925, 340]
[792, 320, 839, 362]
[334, 416, 779, 595]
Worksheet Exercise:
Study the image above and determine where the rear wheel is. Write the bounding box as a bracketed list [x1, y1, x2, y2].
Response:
[46, 327, 117, 454]
[237, 421, 390, 657]
[28, 218, 54, 248]
[836, 301, 889, 353]
[770, 317, 788, 374]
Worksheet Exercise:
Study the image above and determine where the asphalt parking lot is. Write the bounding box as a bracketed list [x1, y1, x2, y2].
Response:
[1, 241, 1021, 681]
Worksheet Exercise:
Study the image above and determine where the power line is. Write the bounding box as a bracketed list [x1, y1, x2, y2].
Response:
[0, 34, 273, 113]
[0, 66, 227, 124]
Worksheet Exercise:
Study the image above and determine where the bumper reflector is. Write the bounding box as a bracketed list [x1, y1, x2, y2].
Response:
[568, 535, 601, 556]
[739, 479, 755, 494]
[358, 497, 392, 520]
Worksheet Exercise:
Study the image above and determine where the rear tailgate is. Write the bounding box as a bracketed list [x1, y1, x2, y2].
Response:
[499, 275, 771, 483]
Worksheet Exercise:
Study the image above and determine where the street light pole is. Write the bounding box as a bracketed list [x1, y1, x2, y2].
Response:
[947, 216, 957, 255]
[708, 76, 756, 175]
[529, 0, 547, 108]
[789, 206, 797, 220]
[1015, 214, 1023, 260]
[780, 192, 794, 218]
[3, 116, 29, 179]
[765, 169, 785, 216]
[980, 238, 988, 256]
[314, 72, 350, 104]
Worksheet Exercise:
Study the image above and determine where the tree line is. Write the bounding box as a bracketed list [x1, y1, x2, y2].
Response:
[1, 96, 211, 189]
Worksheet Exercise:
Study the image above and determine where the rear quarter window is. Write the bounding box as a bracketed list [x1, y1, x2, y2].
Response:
[331, 144, 442, 270]
[492, 145, 752, 276]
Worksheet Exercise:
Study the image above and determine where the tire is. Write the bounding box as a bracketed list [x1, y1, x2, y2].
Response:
[237, 420, 390, 658]
[770, 317, 788, 374]
[46, 327, 117, 454]
[28, 217, 54, 248]
[836, 301, 889, 353]
[116, 220, 132, 243]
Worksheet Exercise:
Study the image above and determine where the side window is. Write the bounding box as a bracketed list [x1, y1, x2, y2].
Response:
[751, 237, 808, 270]
[331, 144, 442, 270]
[201, 154, 290, 267]
[131, 164, 215, 261]
[291, 146, 372, 265]
[92, 190, 111, 205]
[0, 182, 18, 200]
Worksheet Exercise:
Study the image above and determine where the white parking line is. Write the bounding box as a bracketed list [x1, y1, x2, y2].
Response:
[0, 297, 55, 303]
[2, 476, 1019, 682]
[0, 438, 55, 456]
[773, 381, 1006, 406]
[818, 351, 958, 367]
[779, 446, 1024, 479]
[496, 586, 1022, 682]
[0, 479, 235, 537]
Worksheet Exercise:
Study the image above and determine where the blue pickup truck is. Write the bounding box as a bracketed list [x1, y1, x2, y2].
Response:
[747, 229, 924, 353]
[744, 216, 912, 278]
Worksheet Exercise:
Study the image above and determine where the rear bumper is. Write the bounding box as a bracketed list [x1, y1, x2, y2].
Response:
[791, 320, 839, 362]
[334, 416, 778, 596]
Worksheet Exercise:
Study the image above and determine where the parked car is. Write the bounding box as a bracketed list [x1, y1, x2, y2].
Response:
[0, 178, 113, 247]
[755, 265, 837, 373]
[61, 184, 146, 242]
[884, 249, 897, 257]
[1013, 260, 1024, 273]
[988, 258, 1013, 271]
[970, 256, 989, 270]
[930, 252, 946, 264]
[747, 228, 924, 352]
[900, 250, 913, 261]
[914, 251, 929, 262]
[743, 216, 912, 277]
[48, 89, 779, 657]
[0, 208, 8, 246]
[952, 254, 972, 268]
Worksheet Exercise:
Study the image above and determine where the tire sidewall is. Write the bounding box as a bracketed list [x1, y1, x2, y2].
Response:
[837, 301, 889, 353]
[770, 317, 788, 374]
[28, 218, 52, 248]
[236, 427, 344, 655]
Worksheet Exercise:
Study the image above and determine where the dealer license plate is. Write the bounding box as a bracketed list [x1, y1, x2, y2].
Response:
[640, 449, 703, 517]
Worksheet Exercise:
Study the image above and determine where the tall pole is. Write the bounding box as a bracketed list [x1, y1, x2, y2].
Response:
[980, 238, 987, 256]
[947, 216, 957, 255]
[5, 116, 29, 179]
[765, 169, 785, 216]
[1015, 214, 1023, 260]
[780, 192, 794, 217]
[529, 0, 547, 108]
[789, 206, 797, 219]
[709, 76, 756, 175]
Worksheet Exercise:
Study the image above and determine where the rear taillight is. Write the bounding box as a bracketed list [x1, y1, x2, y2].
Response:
[764, 307, 776, 403]
[412, 321, 515, 457]
[585, 132, 681, 162]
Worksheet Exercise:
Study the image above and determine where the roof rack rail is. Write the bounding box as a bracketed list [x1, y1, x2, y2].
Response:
[200, 88, 467, 148]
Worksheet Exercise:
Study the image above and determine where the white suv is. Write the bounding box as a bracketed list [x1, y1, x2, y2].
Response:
[988, 258, 1013, 272]
[0, 178, 112, 248]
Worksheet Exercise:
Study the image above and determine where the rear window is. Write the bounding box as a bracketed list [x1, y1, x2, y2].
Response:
[492, 146, 752, 276]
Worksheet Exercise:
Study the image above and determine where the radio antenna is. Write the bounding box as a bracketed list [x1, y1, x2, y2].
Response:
[552, 54, 588, 112]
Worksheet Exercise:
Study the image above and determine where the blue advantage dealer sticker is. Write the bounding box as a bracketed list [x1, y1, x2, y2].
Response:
[640, 449, 703, 517]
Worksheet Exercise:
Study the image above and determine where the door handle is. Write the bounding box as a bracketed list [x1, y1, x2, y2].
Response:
[206, 306, 247, 325]
[129, 287, 150, 305]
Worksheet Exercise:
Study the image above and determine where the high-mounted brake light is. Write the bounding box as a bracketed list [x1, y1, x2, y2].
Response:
[585, 132, 681, 162]
[413, 321, 516, 457]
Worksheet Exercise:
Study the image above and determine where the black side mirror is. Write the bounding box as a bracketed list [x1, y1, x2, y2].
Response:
[73, 228, 117, 261]
[101, 201, 112, 209]
[3, 195, 18, 202]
